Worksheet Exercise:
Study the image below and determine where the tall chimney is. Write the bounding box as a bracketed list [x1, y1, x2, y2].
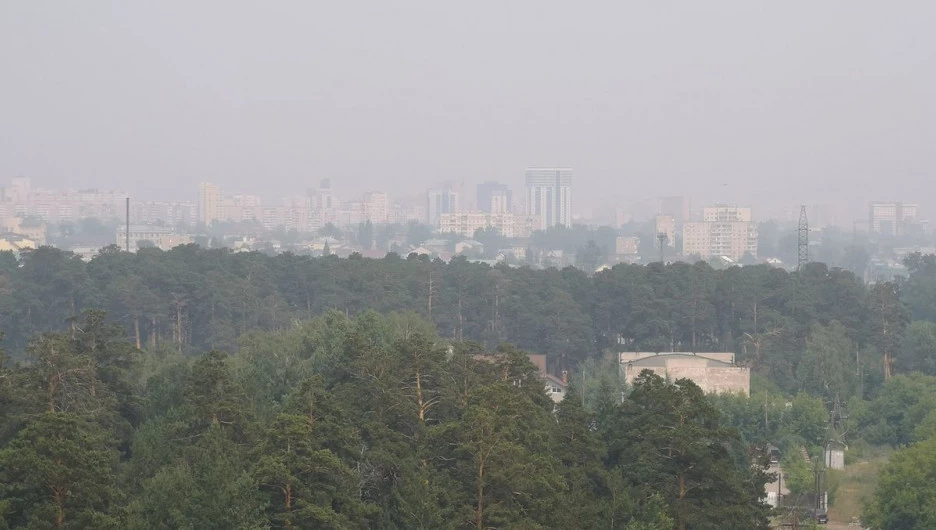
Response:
[561, 370, 568, 385]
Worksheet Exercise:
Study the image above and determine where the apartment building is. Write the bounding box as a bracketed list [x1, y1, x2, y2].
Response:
[682, 206, 757, 261]
[869, 201, 918, 236]
[438, 212, 537, 239]
[362, 192, 390, 224]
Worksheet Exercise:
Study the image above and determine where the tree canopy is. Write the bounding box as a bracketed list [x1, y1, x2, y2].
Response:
[3, 246, 936, 527]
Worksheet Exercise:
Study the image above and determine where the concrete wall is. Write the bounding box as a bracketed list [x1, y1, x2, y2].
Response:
[623, 359, 749, 395]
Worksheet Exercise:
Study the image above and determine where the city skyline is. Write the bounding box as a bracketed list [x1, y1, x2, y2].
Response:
[0, 169, 926, 227]
[1, 174, 929, 233]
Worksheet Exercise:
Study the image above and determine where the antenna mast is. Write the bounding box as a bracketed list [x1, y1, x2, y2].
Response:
[657, 233, 668, 264]
[797, 205, 809, 270]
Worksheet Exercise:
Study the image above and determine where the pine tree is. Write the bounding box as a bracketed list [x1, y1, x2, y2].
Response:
[0, 413, 119, 529]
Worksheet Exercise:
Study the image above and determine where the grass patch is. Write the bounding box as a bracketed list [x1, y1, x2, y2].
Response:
[826, 447, 891, 524]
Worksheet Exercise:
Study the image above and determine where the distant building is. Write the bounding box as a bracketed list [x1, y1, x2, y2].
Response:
[438, 212, 536, 239]
[116, 225, 194, 252]
[658, 196, 691, 225]
[454, 239, 483, 255]
[362, 192, 390, 224]
[221, 194, 262, 223]
[426, 189, 460, 227]
[131, 201, 197, 227]
[10, 176, 31, 203]
[682, 206, 757, 261]
[619, 352, 749, 395]
[525, 167, 572, 230]
[0, 217, 46, 245]
[615, 236, 639, 256]
[527, 354, 569, 403]
[389, 203, 425, 225]
[0, 235, 37, 253]
[197, 182, 222, 226]
[476, 181, 512, 214]
[70, 246, 101, 261]
[337, 201, 364, 227]
[869, 201, 918, 236]
[0, 178, 129, 225]
[308, 179, 337, 225]
[655, 215, 676, 248]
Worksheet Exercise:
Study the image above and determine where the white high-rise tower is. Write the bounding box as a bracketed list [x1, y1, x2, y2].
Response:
[525, 167, 572, 230]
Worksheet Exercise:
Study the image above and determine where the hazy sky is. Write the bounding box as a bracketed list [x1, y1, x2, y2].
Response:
[2, 1, 934, 223]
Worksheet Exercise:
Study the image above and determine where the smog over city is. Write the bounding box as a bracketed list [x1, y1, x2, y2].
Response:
[3, 2, 935, 223]
[1, 2, 935, 529]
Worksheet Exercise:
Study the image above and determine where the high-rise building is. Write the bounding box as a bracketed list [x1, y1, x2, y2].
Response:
[682, 206, 757, 261]
[869, 201, 918, 236]
[197, 182, 222, 226]
[308, 179, 337, 226]
[476, 181, 512, 214]
[362, 192, 390, 224]
[525, 167, 572, 230]
[426, 189, 459, 226]
[311, 179, 335, 210]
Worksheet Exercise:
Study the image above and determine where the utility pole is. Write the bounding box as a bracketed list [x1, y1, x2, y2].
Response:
[797, 205, 809, 270]
[812, 456, 825, 512]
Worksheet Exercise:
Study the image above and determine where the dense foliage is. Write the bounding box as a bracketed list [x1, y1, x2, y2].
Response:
[4, 246, 936, 527]
[3, 246, 936, 397]
[861, 372, 936, 529]
[864, 436, 936, 529]
[0, 309, 771, 529]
